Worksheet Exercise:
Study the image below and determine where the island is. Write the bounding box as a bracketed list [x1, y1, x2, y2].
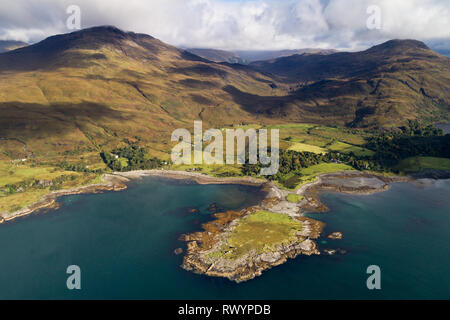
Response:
[176, 170, 398, 282]
[181, 208, 323, 283]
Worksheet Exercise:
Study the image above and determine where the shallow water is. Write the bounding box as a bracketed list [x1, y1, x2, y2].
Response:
[0, 177, 448, 299]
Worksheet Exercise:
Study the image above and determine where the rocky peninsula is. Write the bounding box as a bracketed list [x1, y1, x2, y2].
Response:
[179, 170, 402, 283]
[1, 168, 408, 283]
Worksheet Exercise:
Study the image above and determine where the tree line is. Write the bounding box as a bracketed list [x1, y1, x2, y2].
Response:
[100, 144, 162, 172]
[243, 120, 449, 177]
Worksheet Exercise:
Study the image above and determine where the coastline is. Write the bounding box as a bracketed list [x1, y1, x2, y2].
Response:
[0, 167, 435, 282]
[178, 170, 407, 282]
[0, 168, 408, 224]
[296, 171, 410, 213]
[112, 169, 268, 186]
[0, 174, 128, 224]
[0, 169, 267, 224]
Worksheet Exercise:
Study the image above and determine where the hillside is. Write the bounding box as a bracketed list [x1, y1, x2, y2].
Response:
[250, 40, 450, 127]
[236, 49, 337, 62]
[185, 48, 337, 64]
[185, 48, 247, 64]
[0, 26, 283, 162]
[0, 40, 28, 53]
[0, 27, 449, 166]
[0, 27, 449, 217]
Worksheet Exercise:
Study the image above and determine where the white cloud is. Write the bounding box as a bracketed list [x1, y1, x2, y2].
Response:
[0, 0, 449, 51]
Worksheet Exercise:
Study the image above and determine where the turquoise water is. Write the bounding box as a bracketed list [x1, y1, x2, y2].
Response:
[0, 177, 449, 299]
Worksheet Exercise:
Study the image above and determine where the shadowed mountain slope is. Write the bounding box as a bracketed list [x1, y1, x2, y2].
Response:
[236, 48, 338, 63]
[0, 40, 28, 53]
[185, 48, 337, 64]
[0, 28, 448, 161]
[185, 48, 247, 64]
[0, 26, 284, 159]
[250, 40, 450, 127]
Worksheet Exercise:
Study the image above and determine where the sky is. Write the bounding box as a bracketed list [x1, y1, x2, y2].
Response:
[0, 0, 449, 52]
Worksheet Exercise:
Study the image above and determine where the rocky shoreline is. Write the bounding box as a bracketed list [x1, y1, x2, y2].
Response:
[179, 170, 406, 283]
[0, 166, 444, 283]
[0, 174, 128, 224]
[0, 169, 266, 224]
[113, 169, 267, 186]
[296, 171, 410, 213]
[0, 167, 424, 282]
[180, 205, 324, 283]
[0, 168, 411, 224]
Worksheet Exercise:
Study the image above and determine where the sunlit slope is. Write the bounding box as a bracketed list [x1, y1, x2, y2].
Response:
[0, 26, 282, 159]
[250, 40, 450, 127]
[0, 27, 449, 163]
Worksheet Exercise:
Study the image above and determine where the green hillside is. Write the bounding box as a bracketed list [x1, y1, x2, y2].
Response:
[0, 27, 449, 215]
[250, 40, 450, 127]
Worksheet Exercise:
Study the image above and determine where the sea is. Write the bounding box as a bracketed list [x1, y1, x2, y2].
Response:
[0, 176, 448, 299]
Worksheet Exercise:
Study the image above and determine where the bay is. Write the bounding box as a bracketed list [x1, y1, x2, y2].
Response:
[0, 176, 448, 299]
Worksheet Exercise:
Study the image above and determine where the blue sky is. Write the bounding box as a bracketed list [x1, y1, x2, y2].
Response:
[0, 0, 449, 52]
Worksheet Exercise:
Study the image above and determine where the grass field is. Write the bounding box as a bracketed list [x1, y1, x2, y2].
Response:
[268, 123, 316, 130]
[207, 211, 303, 260]
[299, 163, 354, 176]
[287, 143, 327, 154]
[396, 157, 450, 172]
[0, 160, 102, 213]
[272, 123, 375, 156]
[326, 141, 375, 156]
[0, 161, 93, 188]
[309, 126, 368, 145]
[286, 194, 304, 203]
[277, 163, 354, 190]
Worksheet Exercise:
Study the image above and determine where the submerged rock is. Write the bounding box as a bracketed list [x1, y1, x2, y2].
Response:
[328, 232, 343, 240]
[207, 203, 219, 213]
[323, 249, 337, 255]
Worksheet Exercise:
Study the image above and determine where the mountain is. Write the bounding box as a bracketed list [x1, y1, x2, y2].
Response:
[250, 40, 450, 127]
[0, 40, 28, 53]
[250, 40, 435, 81]
[235, 49, 338, 63]
[185, 48, 247, 64]
[0, 27, 448, 163]
[0, 26, 280, 160]
[185, 48, 337, 64]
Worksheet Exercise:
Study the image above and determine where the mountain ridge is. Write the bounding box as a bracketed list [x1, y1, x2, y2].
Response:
[0, 40, 28, 53]
[0, 26, 283, 160]
[0, 26, 448, 161]
[185, 47, 338, 64]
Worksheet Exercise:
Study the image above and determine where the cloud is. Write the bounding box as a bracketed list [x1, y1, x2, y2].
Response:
[0, 0, 449, 51]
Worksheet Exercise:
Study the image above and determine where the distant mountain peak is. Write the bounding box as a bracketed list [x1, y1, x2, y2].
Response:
[366, 39, 430, 53]
[0, 25, 179, 71]
[72, 25, 156, 40]
[0, 40, 28, 53]
[81, 25, 126, 34]
[6, 25, 159, 56]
